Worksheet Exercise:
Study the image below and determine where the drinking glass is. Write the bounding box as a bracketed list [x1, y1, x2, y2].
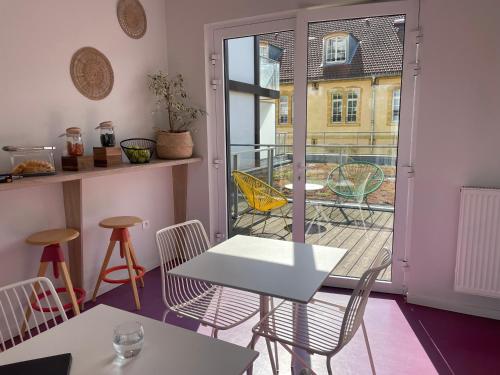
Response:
[113, 321, 144, 359]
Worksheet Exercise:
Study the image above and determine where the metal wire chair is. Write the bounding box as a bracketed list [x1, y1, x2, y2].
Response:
[0, 277, 67, 352]
[326, 162, 384, 226]
[156, 220, 260, 338]
[250, 248, 392, 375]
[232, 170, 289, 235]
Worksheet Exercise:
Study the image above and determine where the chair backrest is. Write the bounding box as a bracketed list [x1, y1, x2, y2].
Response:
[232, 170, 287, 212]
[156, 220, 213, 308]
[337, 248, 392, 349]
[0, 277, 67, 352]
[327, 162, 384, 202]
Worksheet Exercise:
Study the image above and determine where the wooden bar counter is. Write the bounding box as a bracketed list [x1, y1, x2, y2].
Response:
[1, 158, 201, 289]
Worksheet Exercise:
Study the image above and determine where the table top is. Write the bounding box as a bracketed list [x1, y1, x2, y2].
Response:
[0, 304, 258, 375]
[168, 235, 347, 303]
[284, 183, 324, 191]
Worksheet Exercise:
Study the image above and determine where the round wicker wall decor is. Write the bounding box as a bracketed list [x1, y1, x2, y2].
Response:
[117, 0, 147, 39]
[70, 47, 114, 101]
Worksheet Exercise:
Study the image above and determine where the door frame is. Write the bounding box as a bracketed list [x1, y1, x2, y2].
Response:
[205, 0, 420, 294]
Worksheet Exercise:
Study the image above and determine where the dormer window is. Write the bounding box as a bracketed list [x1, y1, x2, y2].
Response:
[324, 35, 347, 64]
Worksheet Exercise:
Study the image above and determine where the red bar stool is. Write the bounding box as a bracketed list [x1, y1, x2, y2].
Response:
[25, 229, 86, 318]
[92, 216, 145, 310]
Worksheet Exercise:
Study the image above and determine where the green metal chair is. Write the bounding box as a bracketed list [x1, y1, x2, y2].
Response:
[326, 162, 384, 225]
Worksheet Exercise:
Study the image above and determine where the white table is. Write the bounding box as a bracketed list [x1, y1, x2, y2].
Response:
[284, 183, 331, 235]
[168, 235, 347, 314]
[0, 304, 258, 375]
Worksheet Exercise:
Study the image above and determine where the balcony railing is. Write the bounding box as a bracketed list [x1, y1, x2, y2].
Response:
[229, 142, 397, 218]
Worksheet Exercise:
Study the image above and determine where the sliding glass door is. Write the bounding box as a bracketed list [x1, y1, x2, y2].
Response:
[210, 0, 418, 293]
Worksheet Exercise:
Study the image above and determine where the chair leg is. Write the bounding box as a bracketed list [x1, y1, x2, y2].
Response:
[92, 240, 116, 301]
[266, 338, 278, 375]
[247, 333, 258, 375]
[250, 210, 256, 235]
[123, 241, 141, 310]
[58, 262, 80, 316]
[211, 328, 219, 338]
[262, 211, 271, 234]
[22, 262, 49, 335]
[127, 240, 145, 288]
[270, 298, 279, 373]
[326, 356, 333, 375]
[362, 320, 377, 375]
[280, 207, 289, 233]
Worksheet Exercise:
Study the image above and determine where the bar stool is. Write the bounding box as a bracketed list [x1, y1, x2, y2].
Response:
[25, 229, 86, 318]
[92, 216, 145, 310]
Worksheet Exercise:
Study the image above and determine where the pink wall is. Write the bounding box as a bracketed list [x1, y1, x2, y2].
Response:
[0, 0, 173, 297]
[407, 0, 500, 318]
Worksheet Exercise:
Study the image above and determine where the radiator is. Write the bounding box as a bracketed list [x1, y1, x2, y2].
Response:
[455, 187, 500, 298]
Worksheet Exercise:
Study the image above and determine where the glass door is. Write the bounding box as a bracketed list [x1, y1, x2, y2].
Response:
[222, 26, 296, 241]
[210, 0, 418, 293]
[293, 0, 419, 292]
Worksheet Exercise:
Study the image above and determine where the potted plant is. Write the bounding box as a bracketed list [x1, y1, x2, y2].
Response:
[147, 72, 206, 159]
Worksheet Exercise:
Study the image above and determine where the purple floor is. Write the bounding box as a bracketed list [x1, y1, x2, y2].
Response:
[85, 267, 500, 374]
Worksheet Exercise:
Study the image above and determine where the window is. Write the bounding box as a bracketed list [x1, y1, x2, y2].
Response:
[392, 88, 401, 123]
[325, 36, 347, 64]
[259, 42, 269, 58]
[279, 96, 289, 124]
[346, 89, 359, 122]
[331, 91, 343, 123]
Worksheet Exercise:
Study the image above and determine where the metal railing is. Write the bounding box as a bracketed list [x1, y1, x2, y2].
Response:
[276, 131, 398, 146]
[229, 142, 397, 218]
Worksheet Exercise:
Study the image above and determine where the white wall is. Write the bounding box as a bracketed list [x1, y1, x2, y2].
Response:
[0, 0, 172, 297]
[166, 0, 500, 318]
[407, 0, 500, 318]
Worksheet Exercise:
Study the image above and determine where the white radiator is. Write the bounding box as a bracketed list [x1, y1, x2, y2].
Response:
[455, 187, 500, 298]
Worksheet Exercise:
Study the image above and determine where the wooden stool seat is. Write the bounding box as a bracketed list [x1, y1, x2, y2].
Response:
[26, 228, 79, 246]
[93, 217, 145, 310]
[99, 216, 143, 229]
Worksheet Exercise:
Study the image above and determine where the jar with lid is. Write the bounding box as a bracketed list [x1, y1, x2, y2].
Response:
[95, 121, 116, 147]
[61, 127, 84, 156]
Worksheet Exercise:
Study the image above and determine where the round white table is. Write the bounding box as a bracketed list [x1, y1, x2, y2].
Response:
[283, 183, 329, 235]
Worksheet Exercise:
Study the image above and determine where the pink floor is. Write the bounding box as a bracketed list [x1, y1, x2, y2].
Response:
[86, 267, 500, 374]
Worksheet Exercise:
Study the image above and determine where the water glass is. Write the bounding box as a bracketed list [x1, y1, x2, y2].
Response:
[113, 321, 144, 359]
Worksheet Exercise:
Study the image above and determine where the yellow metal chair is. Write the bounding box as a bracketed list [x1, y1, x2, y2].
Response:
[232, 170, 289, 235]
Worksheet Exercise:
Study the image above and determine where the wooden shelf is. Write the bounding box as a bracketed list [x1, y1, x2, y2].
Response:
[2, 156, 202, 291]
[0, 157, 202, 192]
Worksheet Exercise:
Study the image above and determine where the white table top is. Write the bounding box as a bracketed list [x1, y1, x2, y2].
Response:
[0, 304, 258, 375]
[284, 183, 324, 191]
[168, 235, 347, 303]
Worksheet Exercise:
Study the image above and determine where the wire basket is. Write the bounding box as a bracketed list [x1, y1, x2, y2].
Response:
[120, 138, 156, 164]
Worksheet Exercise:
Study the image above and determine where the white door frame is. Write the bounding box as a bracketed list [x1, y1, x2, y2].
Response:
[205, 0, 420, 294]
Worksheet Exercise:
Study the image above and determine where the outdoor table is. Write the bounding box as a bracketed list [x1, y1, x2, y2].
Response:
[284, 183, 332, 234]
[168, 234, 347, 323]
[0, 304, 258, 375]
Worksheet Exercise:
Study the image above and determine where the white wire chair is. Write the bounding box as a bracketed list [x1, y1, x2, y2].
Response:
[156, 220, 260, 338]
[250, 248, 392, 375]
[0, 277, 67, 352]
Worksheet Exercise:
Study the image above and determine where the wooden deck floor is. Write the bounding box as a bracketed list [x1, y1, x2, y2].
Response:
[232, 202, 393, 281]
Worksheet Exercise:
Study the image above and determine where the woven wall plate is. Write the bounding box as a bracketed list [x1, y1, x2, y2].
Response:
[70, 47, 114, 101]
[117, 0, 147, 39]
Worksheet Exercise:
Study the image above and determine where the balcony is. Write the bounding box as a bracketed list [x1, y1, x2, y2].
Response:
[229, 132, 397, 281]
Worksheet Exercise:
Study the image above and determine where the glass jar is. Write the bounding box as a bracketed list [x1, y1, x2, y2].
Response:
[63, 127, 84, 156]
[96, 121, 116, 147]
[2, 146, 56, 176]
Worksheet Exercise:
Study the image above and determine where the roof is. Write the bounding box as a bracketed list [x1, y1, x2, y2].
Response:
[259, 15, 404, 83]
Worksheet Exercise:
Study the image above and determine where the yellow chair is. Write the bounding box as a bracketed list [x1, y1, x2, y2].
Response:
[232, 170, 289, 235]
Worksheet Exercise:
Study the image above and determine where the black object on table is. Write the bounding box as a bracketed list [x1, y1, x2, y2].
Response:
[0, 353, 72, 375]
